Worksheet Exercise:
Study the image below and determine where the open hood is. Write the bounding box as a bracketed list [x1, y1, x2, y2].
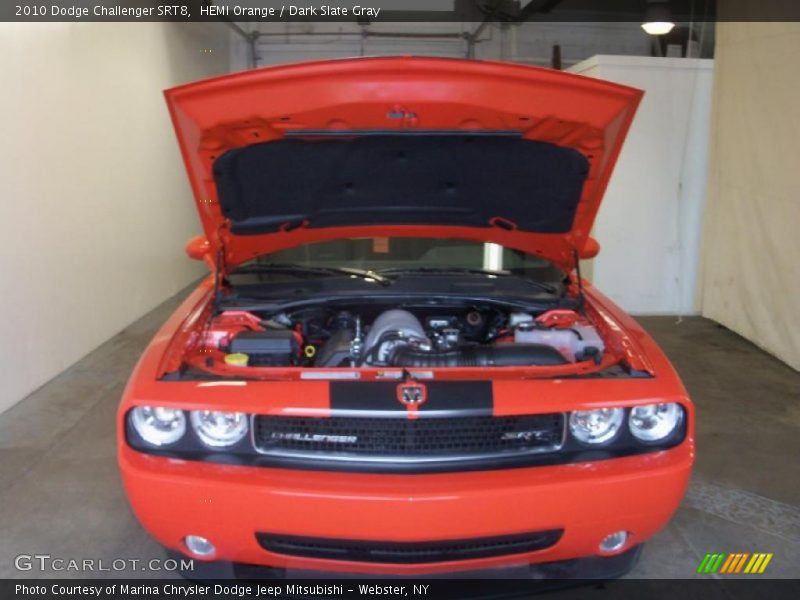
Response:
[166, 57, 642, 272]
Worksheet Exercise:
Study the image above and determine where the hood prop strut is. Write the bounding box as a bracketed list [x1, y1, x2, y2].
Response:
[211, 224, 233, 311]
[572, 248, 586, 315]
[212, 247, 227, 311]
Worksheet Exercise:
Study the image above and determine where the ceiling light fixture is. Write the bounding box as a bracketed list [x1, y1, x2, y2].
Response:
[642, 0, 676, 35]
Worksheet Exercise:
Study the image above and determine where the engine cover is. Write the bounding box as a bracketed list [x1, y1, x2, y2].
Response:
[363, 310, 430, 365]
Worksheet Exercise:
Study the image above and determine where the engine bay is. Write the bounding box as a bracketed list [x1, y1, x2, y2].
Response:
[193, 303, 607, 373]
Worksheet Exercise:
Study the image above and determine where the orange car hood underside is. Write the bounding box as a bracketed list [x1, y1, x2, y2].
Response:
[165, 56, 642, 273]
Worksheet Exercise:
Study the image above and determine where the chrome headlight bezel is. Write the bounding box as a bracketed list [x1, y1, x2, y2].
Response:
[190, 410, 249, 448]
[568, 407, 625, 446]
[628, 402, 684, 443]
[129, 406, 186, 447]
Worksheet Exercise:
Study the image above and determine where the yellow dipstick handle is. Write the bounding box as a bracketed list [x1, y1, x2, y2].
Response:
[224, 353, 249, 367]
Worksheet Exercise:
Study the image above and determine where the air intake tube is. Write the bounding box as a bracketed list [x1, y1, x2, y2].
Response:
[390, 344, 568, 368]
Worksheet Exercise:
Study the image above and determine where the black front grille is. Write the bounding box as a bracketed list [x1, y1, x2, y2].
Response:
[252, 413, 564, 468]
[256, 530, 563, 564]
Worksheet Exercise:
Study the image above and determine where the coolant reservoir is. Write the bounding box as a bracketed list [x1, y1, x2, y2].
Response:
[514, 323, 604, 362]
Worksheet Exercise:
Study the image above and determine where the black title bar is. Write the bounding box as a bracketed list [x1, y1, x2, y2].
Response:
[11, 0, 800, 24]
[4, 579, 800, 600]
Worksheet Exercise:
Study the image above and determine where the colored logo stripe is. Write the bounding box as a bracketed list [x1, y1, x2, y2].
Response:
[696, 554, 713, 573]
[745, 553, 773, 573]
[698, 552, 773, 574]
[736, 553, 749, 573]
[719, 553, 736, 573]
[697, 553, 725, 573]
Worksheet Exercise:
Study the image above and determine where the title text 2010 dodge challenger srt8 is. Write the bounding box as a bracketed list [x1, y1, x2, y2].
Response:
[118, 57, 694, 578]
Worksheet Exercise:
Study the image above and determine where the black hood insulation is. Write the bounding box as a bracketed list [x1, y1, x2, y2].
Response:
[213, 135, 590, 236]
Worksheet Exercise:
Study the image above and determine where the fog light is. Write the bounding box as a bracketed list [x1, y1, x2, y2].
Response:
[599, 531, 629, 553]
[184, 535, 216, 558]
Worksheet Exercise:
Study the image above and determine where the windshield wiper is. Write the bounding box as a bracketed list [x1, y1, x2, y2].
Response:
[230, 263, 392, 286]
[377, 267, 558, 294]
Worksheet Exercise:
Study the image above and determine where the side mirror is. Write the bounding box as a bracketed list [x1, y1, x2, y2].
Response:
[579, 237, 600, 259]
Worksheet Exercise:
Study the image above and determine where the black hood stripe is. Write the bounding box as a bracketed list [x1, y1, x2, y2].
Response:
[329, 381, 493, 417]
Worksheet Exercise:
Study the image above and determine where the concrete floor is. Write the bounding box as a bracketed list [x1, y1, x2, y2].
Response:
[1, 288, 799, 580]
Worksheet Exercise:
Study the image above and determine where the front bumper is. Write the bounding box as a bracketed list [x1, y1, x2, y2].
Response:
[119, 441, 692, 576]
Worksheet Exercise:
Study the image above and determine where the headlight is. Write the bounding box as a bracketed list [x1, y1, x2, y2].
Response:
[190, 411, 249, 448]
[629, 403, 683, 442]
[569, 408, 624, 445]
[130, 406, 186, 446]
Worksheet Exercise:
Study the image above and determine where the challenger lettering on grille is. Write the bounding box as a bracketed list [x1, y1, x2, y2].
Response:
[269, 432, 358, 444]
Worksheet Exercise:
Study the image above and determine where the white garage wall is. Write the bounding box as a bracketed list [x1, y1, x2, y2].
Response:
[0, 23, 235, 414]
[569, 55, 714, 315]
[700, 22, 800, 371]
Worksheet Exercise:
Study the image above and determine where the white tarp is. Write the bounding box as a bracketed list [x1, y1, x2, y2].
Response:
[700, 22, 800, 371]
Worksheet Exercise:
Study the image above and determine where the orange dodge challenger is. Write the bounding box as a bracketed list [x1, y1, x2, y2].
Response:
[118, 57, 694, 579]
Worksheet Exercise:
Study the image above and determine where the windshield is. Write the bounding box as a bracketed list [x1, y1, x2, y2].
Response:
[233, 238, 564, 282]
